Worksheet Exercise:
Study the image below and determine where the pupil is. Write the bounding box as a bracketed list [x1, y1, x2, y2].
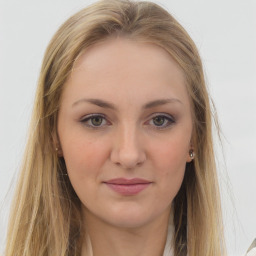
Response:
[92, 117, 102, 126]
[153, 116, 164, 126]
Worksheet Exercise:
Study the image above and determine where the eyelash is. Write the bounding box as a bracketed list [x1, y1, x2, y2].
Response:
[80, 114, 109, 129]
[147, 114, 175, 130]
[80, 113, 175, 129]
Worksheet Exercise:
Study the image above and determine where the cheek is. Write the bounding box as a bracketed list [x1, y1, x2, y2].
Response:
[153, 137, 189, 170]
[60, 132, 110, 178]
[155, 146, 187, 185]
[150, 136, 189, 194]
[61, 135, 111, 202]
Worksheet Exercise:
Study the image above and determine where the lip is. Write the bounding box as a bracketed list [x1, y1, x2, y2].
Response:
[103, 178, 152, 196]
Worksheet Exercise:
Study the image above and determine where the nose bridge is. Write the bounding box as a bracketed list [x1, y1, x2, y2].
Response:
[120, 121, 137, 148]
[111, 121, 146, 168]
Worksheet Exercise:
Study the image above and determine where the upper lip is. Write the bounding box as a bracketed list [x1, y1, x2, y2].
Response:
[104, 178, 152, 185]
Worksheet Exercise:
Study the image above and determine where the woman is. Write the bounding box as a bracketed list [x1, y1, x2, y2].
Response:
[5, 0, 226, 255]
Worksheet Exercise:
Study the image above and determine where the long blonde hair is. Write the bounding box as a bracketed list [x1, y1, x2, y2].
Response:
[5, 0, 226, 255]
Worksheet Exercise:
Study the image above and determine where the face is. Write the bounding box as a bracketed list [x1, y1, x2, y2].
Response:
[57, 37, 193, 229]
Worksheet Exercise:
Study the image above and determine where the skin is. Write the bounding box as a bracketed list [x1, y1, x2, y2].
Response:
[57, 37, 193, 256]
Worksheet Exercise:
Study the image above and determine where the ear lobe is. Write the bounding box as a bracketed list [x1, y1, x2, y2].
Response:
[186, 155, 192, 163]
[55, 146, 63, 157]
[186, 148, 195, 163]
[52, 131, 63, 157]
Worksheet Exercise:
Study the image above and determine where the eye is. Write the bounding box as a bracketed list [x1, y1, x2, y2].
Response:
[80, 114, 109, 128]
[152, 116, 166, 126]
[147, 114, 175, 129]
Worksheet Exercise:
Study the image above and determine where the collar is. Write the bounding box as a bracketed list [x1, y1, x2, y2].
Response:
[163, 208, 175, 256]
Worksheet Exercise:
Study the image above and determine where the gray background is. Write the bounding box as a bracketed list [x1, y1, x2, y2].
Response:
[0, 0, 255, 255]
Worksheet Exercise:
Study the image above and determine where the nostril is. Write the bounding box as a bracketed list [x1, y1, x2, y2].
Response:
[109, 130, 146, 168]
[110, 148, 146, 169]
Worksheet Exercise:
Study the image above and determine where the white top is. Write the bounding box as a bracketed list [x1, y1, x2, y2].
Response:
[162, 212, 175, 256]
[83, 214, 255, 256]
[247, 248, 256, 256]
[84, 213, 175, 256]
[246, 239, 256, 256]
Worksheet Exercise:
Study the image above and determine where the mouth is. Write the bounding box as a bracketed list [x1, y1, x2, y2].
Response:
[103, 178, 152, 196]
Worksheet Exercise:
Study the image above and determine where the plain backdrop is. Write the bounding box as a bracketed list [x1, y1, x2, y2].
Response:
[0, 0, 255, 255]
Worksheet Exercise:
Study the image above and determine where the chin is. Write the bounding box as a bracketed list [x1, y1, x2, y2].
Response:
[106, 216, 152, 229]
[100, 206, 160, 229]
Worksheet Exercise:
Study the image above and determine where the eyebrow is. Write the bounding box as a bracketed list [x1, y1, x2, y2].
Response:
[143, 98, 182, 108]
[72, 98, 116, 109]
[72, 98, 182, 109]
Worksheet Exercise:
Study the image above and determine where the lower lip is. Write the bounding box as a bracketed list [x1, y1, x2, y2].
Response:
[104, 183, 151, 195]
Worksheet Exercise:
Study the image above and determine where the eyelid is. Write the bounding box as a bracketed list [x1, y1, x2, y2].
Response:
[146, 113, 176, 129]
[79, 112, 175, 129]
[80, 113, 110, 128]
[150, 112, 175, 120]
[80, 113, 105, 120]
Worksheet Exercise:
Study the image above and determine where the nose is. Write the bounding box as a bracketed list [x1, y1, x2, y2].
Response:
[110, 125, 146, 169]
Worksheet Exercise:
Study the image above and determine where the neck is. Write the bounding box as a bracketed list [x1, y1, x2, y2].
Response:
[81, 207, 172, 256]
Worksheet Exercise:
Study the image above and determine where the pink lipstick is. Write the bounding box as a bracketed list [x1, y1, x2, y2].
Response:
[103, 178, 152, 196]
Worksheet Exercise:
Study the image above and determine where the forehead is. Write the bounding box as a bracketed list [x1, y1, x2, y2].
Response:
[62, 37, 190, 109]
[73, 36, 184, 80]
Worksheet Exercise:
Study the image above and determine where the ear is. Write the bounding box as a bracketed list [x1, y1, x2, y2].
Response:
[186, 145, 195, 163]
[52, 131, 63, 157]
